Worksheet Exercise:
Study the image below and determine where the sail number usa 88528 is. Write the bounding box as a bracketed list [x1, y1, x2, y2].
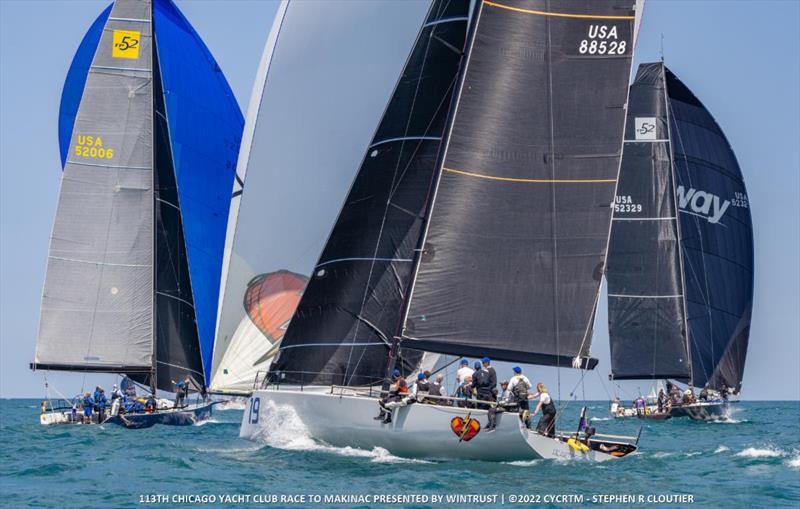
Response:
[579, 25, 627, 55]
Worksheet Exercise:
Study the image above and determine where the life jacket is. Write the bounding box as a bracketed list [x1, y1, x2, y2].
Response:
[428, 381, 442, 397]
[397, 380, 409, 396]
[416, 380, 430, 393]
[473, 369, 491, 392]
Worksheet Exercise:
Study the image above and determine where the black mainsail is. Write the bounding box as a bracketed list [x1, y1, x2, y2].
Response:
[606, 63, 691, 381]
[269, 0, 472, 386]
[607, 62, 753, 393]
[401, 0, 636, 368]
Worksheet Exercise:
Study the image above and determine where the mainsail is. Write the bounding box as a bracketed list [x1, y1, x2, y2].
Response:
[270, 0, 473, 386]
[607, 63, 753, 392]
[401, 0, 637, 368]
[210, 0, 432, 393]
[34, 0, 242, 392]
[606, 63, 692, 381]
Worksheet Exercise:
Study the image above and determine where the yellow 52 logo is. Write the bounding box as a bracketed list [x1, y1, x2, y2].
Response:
[112, 30, 140, 59]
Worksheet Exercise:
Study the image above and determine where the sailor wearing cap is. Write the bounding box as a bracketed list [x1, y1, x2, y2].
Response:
[481, 357, 498, 401]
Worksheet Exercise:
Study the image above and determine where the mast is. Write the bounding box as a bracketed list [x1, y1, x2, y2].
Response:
[661, 62, 693, 385]
[150, 0, 158, 396]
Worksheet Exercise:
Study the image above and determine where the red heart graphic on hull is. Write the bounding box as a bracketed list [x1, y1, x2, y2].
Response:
[450, 416, 481, 441]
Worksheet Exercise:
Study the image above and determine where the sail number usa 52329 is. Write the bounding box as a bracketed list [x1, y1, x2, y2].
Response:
[579, 25, 627, 55]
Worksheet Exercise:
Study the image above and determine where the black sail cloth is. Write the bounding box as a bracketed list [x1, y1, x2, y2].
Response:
[666, 67, 753, 392]
[402, 0, 636, 368]
[607, 63, 691, 381]
[269, 0, 471, 386]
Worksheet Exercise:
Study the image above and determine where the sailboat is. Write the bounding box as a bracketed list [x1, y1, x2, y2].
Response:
[240, 0, 643, 461]
[32, 0, 243, 427]
[606, 62, 754, 421]
[209, 0, 434, 396]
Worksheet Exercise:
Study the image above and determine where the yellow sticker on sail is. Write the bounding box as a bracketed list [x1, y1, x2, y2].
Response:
[112, 30, 140, 59]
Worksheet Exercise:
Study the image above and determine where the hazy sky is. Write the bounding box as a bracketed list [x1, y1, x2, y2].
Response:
[1, 0, 797, 400]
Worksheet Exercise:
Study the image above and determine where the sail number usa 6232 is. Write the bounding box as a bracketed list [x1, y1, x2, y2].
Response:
[579, 25, 627, 55]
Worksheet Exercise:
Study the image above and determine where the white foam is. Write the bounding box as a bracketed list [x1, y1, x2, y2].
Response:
[193, 418, 220, 427]
[685, 451, 701, 457]
[216, 399, 247, 411]
[252, 400, 430, 463]
[785, 455, 800, 469]
[504, 460, 543, 467]
[652, 451, 676, 458]
[590, 417, 611, 422]
[736, 446, 784, 458]
[714, 445, 730, 454]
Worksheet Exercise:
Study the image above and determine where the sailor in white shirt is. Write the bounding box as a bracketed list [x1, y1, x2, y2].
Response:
[455, 359, 474, 386]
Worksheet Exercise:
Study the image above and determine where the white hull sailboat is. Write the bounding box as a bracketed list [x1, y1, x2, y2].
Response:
[241, 388, 636, 461]
[235, 0, 643, 461]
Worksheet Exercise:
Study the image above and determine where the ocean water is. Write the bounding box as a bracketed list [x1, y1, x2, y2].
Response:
[1, 399, 798, 508]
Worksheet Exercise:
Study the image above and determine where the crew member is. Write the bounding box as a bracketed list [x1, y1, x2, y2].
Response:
[481, 357, 498, 401]
[507, 366, 532, 427]
[531, 383, 556, 437]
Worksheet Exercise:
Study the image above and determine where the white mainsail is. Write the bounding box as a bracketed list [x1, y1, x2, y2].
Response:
[210, 0, 431, 394]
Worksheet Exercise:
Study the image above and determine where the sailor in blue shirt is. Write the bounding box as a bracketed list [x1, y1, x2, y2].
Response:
[82, 392, 95, 423]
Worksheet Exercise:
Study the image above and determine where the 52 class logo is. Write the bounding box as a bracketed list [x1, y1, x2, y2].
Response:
[112, 30, 141, 59]
[637, 123, 655, 136]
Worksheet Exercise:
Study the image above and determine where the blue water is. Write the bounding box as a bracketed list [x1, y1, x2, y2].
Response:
[1, 400, 798, 508]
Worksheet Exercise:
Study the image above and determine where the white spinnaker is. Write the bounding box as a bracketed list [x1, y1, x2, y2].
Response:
[36, 0, 154, 371]
[210, 0, 432, 393]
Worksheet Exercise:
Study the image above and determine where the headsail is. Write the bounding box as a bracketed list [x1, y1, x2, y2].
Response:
[210, 0, 433, 392]
[606, 63, 692, 381]
[666, 67, 753, 392]
[401, 0, 637, 368]
[269, 0, 472, 386]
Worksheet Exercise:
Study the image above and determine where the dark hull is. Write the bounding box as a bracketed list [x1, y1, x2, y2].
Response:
[670, 401, 731, 421]
[104, 402, 214, 429]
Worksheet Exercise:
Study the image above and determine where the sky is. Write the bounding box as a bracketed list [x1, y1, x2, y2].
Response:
[1, 0, 798, 400]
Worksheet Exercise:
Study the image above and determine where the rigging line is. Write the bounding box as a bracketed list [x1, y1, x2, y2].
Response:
[315, 257, 412, 269]
[544, 3, 561, 404]
[442, 167, 616, 183]
[483, 0, 635, 20]
[345, 7, 445, 385]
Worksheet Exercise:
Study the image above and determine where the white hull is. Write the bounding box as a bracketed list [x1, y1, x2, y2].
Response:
[241, 388, 630, 462]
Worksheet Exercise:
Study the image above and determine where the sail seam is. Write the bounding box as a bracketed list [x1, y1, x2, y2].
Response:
[612, 216, 676, 221]
[108, 17, 151, 23]
[279, 342, 386, 350]
[368, 136, 441, 149]
[49, 256, 150, 268]
[423, 16, 469, 28]
[443, 167, 616, 183]
[156, 291, 195, 309]
[68, 160, 151, 170]
[91, 65, 151, 73]
[316, 257, 413, 269]
[483, 1, 635, 20]
[608, 294, 683, 299]
[624, 139, 669, 143]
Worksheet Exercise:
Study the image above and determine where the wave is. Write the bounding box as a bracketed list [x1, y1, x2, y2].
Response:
[736, 446, 784, 458]
[786, 455, 800, 469]
[503, 459, 543, 466]
[216, 400, 247, 411]
[251, 400, 430, 464]
[590, 417, 611, 422]
[714, 445, 730, 454]
[193, 418, 221, 427]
